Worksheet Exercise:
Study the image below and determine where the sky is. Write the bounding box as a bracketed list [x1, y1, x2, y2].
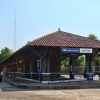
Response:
[0, 0, 100, 51]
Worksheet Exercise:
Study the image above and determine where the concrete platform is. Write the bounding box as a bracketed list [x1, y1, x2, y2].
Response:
[4, 77, 100, 90]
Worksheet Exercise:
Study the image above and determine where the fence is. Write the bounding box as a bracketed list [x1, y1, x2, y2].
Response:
[4, 66, 100, 84]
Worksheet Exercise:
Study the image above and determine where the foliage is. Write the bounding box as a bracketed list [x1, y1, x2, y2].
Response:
[95, 57, 100, 66]
[88, 33, 98, 40]
[0, 47, 13, 62]
[76, 55, 85, 66]
[61, 58, 69, 73]
[75, 55, 85, 72]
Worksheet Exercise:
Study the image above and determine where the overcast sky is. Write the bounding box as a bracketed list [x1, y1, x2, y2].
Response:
[0, 0, 100, 51]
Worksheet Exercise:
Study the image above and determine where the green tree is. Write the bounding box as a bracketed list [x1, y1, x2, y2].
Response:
[88, 33, 98, 40]
[0, 47, 13, 62]
[75, 55, 85, 72]
[88, 33, 99, 72]
[61, 59, 69, 73]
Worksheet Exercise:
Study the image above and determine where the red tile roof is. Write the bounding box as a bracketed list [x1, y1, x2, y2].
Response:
[0, 30, 100, 64]
[29, 30, 100, 48]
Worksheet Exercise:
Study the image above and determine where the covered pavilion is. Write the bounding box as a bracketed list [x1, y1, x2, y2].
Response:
[0, 29, 100, 83]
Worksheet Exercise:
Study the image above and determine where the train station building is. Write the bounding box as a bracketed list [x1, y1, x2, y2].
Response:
[0, 29, 100, 83]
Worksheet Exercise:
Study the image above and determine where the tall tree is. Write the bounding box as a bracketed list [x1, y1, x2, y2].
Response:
[88, 33, 100, 72]
[0, 47, 13, 62]
[88, 33, 98, 40]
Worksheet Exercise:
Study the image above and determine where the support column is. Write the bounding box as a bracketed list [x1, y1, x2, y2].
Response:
[69, 54, 74, 79]
[85, 54, 89, 73]
[84, 54, 93, 80]
[36, 59, 41, 81]
[86, 54, 92, 73]
[89, 54, 93, 72]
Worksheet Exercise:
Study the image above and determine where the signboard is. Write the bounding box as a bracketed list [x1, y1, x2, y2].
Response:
[80, 48, 92, 53]
[61, 48, 80, 53]
[61, 48, 92, 53]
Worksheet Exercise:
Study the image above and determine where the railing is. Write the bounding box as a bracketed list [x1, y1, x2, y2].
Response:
[4, 66, 100, 83]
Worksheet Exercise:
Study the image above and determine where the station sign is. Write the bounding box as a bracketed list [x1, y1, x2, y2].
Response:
[61, 48, 92, 53]
[80, 48, 92, 53]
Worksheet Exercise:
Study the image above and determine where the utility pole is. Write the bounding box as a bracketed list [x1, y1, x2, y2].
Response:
[14, 9, 16, 52]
